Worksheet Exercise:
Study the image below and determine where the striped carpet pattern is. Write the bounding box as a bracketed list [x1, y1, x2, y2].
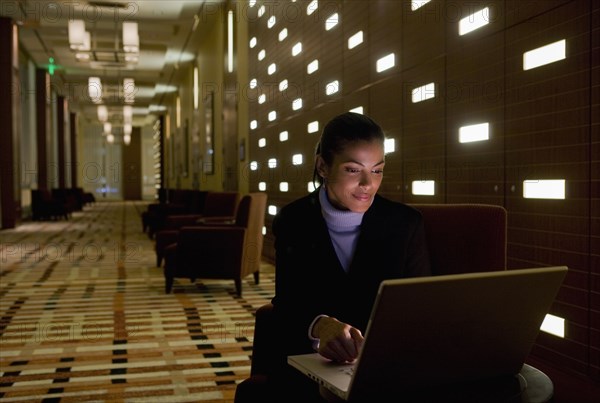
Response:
[0, 201, 275, 402]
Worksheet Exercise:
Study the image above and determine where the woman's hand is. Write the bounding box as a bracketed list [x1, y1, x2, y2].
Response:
[313, 316, 364, 363]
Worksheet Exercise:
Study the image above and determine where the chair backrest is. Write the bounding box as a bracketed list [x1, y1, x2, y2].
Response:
[410, 203, 507, 275]
[202, 191, 240, 217]
[239, 193, 267, 277]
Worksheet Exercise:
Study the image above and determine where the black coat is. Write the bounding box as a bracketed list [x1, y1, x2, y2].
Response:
[271, 189, 431, 359]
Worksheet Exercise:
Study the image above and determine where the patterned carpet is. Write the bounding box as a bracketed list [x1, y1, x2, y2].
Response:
[0, 201, 275, 402]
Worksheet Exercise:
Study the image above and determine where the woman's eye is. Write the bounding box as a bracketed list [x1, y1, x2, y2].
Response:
[372, 170, 383, 174]
[345, 168, 360, 173]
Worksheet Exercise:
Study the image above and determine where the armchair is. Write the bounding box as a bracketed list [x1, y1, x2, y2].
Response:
[163, 193, 267, 296]
[31, 189, 70, 221]
[235, 203, 508, 402]
[155, 191, 241, 267]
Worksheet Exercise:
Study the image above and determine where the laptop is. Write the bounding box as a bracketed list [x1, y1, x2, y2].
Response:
[288, 266, 568, 401]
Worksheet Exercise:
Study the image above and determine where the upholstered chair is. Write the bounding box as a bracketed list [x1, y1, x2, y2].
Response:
[163, 193, 267, 296]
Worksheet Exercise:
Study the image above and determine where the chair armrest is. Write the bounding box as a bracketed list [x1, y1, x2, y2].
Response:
[165, 214, 204, 230]
[197, 216, 236, 225]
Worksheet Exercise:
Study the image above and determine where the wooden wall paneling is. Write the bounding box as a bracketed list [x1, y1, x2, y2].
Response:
[590, 0, 600, 381]
[505, 1, 591, 374]
[401, 0, 444, 71]
[401, 61, 445, 205]
[302, 5, 323, 112]
[505, 0, 574, 28]
[446, 31, 504, 205]
[310, 1, 342, 110]
[341, 0, 370, 95]
[369, 0, 402, 84]
[445, 0, 505, 52]
[368, 79, 404, 202]
[277, 16, 304, 118]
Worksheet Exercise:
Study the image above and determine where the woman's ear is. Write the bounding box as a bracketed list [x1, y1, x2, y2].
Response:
[316, 155, 328, 179]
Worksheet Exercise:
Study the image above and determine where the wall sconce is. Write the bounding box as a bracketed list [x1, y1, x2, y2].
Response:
[176, 96, 181, 128]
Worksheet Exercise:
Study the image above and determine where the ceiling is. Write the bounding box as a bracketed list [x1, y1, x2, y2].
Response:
[1, 0, 223, 125]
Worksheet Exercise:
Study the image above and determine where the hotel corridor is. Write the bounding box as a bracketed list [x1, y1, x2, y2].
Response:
[0, 201, 274, 402]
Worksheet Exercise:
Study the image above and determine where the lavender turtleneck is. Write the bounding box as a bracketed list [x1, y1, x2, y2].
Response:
[319, 186, 365, 272]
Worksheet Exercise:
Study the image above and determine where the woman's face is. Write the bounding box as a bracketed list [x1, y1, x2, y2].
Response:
[317, 140, 385, 212]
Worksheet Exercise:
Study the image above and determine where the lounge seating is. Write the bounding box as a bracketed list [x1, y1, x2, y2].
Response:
[163, 193, 267, 296]
[155, 191, 241, 267]
[31, 189, 70, 221]
[142, 189, 208, 238]
[234, 203, 508, 402]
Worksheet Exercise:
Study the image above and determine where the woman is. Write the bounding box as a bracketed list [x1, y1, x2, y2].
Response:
[269, 112, 431, 400]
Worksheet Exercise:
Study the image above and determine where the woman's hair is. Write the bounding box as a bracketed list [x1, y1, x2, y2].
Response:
[313, 112, 385, 185]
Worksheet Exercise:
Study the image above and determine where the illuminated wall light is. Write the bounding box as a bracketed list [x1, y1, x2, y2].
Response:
[268, 205, 278, 216]
[176, 96, 181, 128]
[459, 7, 490, 36]
[412, 180, 435, 196]
[250, 78, 257, 89]
[292, 98, 303, 110]
[258, 94, 266, 104]
[349, 106, 364, 114]
[307, 0, 318, 15]
[459, 122, 489, 143]
[249, 0, 256, 7]
[123, 134, 131, 145]
[308, 121, 319, 133]
[308, 181, 316, 192]
[268, 158, 278, 168]
[250, 120, 258, 130]
[103, 122, 112, 134]
[523, 39, 566, 71]
[292, 154, 303, 165]
[279, 28, 288, 41]
[249, 37, 257, 48]
[279, 79, 288, 91]
[279, 131, 289, 142]
[250, 161, 258, 171]
[384, 138, 396, 154]
[412, 82, 436, 103]
[325, 80, 340, 95]
[267, 15, 276, 29]
[258, 138, 266, 148]
[348, 31, 363, 49]
[268, 63, 277, 75]
[258, 182, 266, 191]
[376, 53, 396, 73]
[280, 182, 289, 192]
[228, 10, 234, 73]
[193, 67, 199, 109]
[411, 0, 431, 11]
[292, 42, 303, 56]
[307, 59, 319, 74]
[123, 123, 132, 136]
[262, 226, 267, 235]
[325, 13, 339, 30]
[106, 133, 115, 144]
[268, 111, 277, 121]
[258, 5, 265, 17]
[540, 314, 565, 338]
[523, 179, 566, 200]
[258, 49, 266, 61]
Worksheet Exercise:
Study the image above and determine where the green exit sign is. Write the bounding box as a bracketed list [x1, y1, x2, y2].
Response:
[48, 57, 55, 75]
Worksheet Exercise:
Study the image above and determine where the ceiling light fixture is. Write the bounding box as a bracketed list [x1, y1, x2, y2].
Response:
[122, 22, 139, 53]
[97, 105, 108, 122]
[123, 78, 135, 103]
[88, 77, 102, 102]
